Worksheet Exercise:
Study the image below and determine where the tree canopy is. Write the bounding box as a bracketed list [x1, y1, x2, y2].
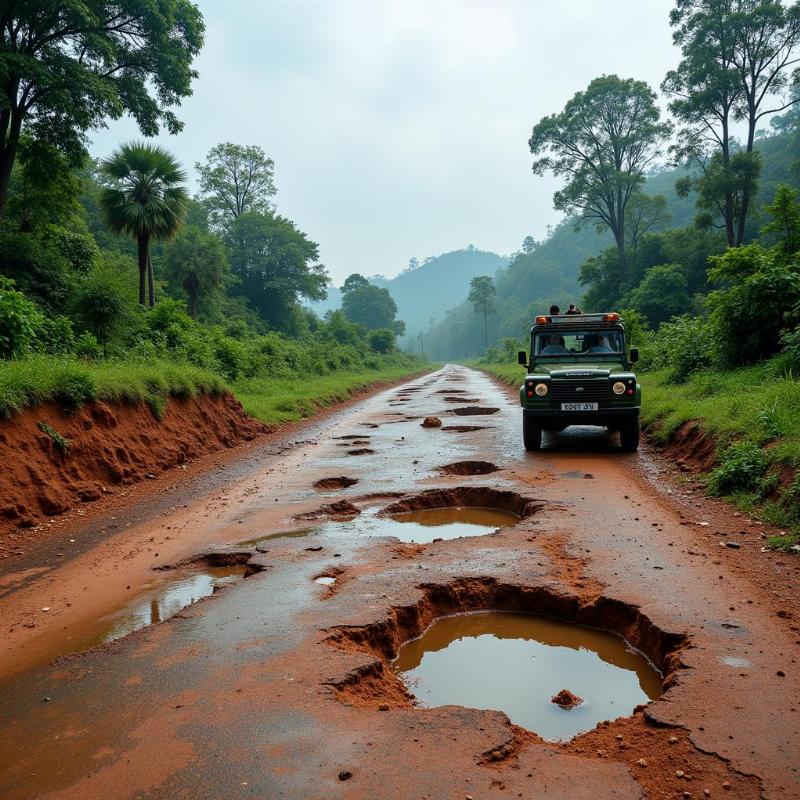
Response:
[196, 143, 276, 230]
[341, 274, 399, 330]
[529, 74, 671, 281]
[0, 0, 204, 217]
[227, 212, 328, 331]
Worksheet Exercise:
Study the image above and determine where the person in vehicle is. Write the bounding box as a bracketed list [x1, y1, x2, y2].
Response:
[549, 304, 560, 315]
[586, 333, 613, 353]
[565, 304, 582, 315]
[540, 333, 568, 354]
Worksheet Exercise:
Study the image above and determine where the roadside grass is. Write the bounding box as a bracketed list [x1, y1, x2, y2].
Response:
[474, 358, 800, 551]
[234, 364, 429, 424]
[0, 356, 227, 418]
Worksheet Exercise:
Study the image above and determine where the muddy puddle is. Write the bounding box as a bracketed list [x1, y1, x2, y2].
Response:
[394, 611, 661, 740]
[5, 565, 248, 683]
[100, 565, 248, 642]
[263, 506, 518, 544]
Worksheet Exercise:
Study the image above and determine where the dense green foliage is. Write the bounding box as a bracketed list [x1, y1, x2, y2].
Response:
[0, 1, 205, 216]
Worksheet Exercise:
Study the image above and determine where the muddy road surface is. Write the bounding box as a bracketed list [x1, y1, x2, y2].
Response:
[1, 365, 798, 799]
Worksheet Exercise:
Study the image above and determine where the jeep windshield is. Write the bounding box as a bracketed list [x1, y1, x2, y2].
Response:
[532, 329, 624, 358]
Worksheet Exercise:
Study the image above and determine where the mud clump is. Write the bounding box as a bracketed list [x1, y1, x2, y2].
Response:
[450, 406, 499, 416]
[296, 500, 361, 521]
[347, 448, 375, 456]
[313, 476, 359, 491]
[421, 416, 442, 428]
[439, 461, 499, 476]
[552, 689, 583, 709]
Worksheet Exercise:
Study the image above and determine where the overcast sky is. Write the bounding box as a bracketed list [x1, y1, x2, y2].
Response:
[90, 0, 679, 284]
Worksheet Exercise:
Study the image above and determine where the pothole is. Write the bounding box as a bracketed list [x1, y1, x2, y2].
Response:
[347, 448, 375, 456]
[327, 579, 687, 741]
[441, 425, 488, 433]
[439, 460, 499, 476]
[449, 406, 499, 416]
[313, 476, 359, 491]
[441, 396, 480, 403]
[272, 489, 537, 544]
[314, 575, 337, 586]
[395, 611, 661, 741]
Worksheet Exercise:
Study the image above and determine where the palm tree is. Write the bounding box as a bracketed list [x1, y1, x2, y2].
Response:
[99, 142, 189, 306]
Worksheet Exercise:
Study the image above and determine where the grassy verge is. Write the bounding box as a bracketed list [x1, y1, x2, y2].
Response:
[233, 363, 428, 424]
[470, 360, 523, 389]
[640, 364, 800, 550]
[0, 356, 227, 418]
[0, 355, 430, 427]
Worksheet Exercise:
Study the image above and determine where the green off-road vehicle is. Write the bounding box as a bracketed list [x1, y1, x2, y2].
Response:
[516, 312, 641, 452]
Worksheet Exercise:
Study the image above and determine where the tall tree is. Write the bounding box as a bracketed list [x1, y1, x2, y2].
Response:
[761, 183, 800, 256]
[99, 143, 188, 306]
[340, 274, 398, 330]
[665, 0, 800, 244]
[529, 75, 671, 283]
[468, 275, 496, 351]
[0, 1, 204, 219]
[195, 143, 276, 230]
[227, 212, 328, 330]
[164, 226, 229, 317]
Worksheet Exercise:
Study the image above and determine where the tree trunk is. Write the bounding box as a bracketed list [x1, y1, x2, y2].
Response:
[137, 235, 149, 305]
[0, 106, 23, 222]
[483, 308, 488, 352]
[186, 274, 199, 318]
[721, 133, 736, 247]
[147, 252, 155, 307]
[736, 114, 759, 247]
[613, 227, 627, 288]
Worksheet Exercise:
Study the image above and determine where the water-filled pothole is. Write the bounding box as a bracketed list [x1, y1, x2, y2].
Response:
[276, 506, 518, 544]
[314, 575, 337, 586]
[101, 564, 249, 642]
[450, 406, 499, 416]
[439, 460, 499, 476]
[394, 611, 661, 741]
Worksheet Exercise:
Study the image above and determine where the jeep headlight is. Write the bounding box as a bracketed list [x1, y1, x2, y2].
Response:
[612, 381, 626, 395]
[535, 383, 548, 396]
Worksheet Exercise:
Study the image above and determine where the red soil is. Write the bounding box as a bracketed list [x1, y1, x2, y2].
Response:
[0, 393, 267, 536]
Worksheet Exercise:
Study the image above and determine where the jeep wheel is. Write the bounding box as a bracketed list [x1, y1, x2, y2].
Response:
[619, 418, 640, 452]
[523, 417, 542, 451]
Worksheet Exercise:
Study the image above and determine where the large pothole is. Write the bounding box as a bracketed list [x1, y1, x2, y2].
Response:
[449, 406, 500, 416]
[439, 460, 499, 476]
[326, 578, 687, 740]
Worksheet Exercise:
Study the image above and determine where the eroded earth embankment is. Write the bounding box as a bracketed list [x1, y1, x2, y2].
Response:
[0, 393, 266, 535]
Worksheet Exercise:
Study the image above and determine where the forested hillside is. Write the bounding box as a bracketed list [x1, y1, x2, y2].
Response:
[428, 119, 800, 360]
[309, 247, 508, 342]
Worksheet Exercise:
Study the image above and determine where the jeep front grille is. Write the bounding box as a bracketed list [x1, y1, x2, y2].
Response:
[549, 380, 610, 402]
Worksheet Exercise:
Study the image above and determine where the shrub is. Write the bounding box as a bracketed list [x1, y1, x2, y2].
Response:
[647, 314, 715, 381]
[32, 315, 76, 355]
[367, 328, 395, 354]
[0, 277, 42, 358]
[72, 267, 134, 348]
[74, 332, 103, 359]
[708, 442, 768, 496]
[707, 245, 800, 367]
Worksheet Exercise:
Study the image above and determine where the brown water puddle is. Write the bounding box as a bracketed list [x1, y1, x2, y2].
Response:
[394, 611, 662, 741]
[5, 565, 248, 684]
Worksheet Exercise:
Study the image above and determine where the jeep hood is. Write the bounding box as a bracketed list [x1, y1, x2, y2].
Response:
[529, 362, 627, 378]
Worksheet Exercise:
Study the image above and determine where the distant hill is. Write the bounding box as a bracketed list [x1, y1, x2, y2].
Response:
[309, 247, 508, 335]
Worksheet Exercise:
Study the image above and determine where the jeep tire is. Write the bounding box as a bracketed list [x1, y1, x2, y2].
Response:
[523, 416, 543, 451]
[619, 417, 640, 452]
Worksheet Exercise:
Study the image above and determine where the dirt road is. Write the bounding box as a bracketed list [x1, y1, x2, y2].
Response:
[0, 365, 798, 799]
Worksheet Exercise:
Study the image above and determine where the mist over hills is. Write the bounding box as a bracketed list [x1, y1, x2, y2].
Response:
[309, 246, 508, 335]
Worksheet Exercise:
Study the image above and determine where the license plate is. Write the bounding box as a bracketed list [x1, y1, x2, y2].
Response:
[561, 402, 598, 411]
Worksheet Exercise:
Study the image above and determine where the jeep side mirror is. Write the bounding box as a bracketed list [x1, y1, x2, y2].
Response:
[630, 348, 639, 363]
[517, 350, 527, 366]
